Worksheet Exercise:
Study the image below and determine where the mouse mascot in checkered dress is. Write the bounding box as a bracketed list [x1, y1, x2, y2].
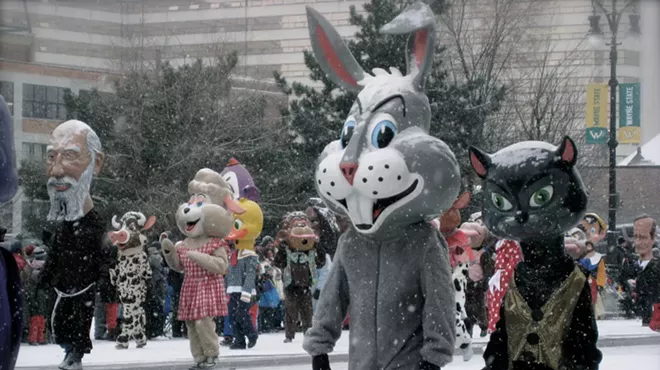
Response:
[161, 169, 246, 369]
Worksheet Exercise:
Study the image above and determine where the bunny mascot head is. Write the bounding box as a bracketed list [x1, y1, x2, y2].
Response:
[302, 2, 460, 369]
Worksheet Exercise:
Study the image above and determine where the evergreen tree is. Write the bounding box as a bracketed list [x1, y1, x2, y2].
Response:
[274, 0, 505, 214]
[19, 55, 284, 235]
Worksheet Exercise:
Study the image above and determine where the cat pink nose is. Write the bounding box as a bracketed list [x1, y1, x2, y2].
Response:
[339, 162, 359, 185]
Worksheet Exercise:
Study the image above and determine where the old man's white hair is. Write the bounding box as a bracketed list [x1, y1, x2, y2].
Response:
[47, 120, 103, 222]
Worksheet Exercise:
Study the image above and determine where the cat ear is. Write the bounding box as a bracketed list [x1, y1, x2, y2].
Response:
[556, 136, 577, 167]
[469, 147, 491, 179]
[453, 192, 471, 210]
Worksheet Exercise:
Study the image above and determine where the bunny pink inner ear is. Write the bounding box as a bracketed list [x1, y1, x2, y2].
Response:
[317, 25, 358, 87]
[470, 151, 488, 177]
[142, 216, 156, 231]
[560, 137, 576, 164]
[224, 194, 246, 214]
[453, 192, 471, 210]
[414, 29, 428, 67]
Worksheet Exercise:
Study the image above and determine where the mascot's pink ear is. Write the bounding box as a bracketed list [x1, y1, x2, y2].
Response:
[224, 194, 246, 214]
[143, 216, 156, 231]
[453, 192, 471, 210]
[469, 146, 491, 179]
[556, 136, 577, 167]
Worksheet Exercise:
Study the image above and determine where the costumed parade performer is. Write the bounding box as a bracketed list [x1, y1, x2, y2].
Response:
[565, 227, 588, 261]
[219, 157, 261, 345]
[470, 136, 602, 370]
[577, 213, 608, 319]
[302, 2, 460, 369]
[435, 192, 477, 361]
[107, 212, 156, 349]
[459, 222, 496, 339]
[225, 198, 263, 350]
[486, 240, 522, 334]
[273, 211, 324, 343]
[161, 169, 244, 369]
[221, 158, 261, 203]
[39, 120, 108, 370]
[0, 94, 21, 369]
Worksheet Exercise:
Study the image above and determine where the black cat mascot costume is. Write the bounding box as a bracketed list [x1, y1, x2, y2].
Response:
[469, 136, 602, 370]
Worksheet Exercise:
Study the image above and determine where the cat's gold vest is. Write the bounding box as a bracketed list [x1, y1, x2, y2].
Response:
[504, 266, 586, 370]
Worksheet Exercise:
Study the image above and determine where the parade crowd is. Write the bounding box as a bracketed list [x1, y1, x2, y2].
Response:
[7, 200, 660, 349]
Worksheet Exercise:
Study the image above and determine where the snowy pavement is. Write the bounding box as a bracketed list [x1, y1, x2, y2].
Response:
[15, 319, 660, 369]
[238, 346, 660, 370]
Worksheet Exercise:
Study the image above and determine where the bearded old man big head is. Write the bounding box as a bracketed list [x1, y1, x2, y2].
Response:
[46, 120, 104, 221]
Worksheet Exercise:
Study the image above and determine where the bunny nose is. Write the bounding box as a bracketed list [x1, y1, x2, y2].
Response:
[184, 207, 190, 214]
[515, 211, 529, 224]
[339, 162, 359, 185]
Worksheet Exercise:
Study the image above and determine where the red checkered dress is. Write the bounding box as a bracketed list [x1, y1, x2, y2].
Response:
[176, 238, 229, 321]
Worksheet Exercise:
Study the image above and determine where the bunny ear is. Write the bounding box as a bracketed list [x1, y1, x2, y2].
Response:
[453, 192, 471, 210]
[306, 6, 367, 93]
[380, 1, 437, 90]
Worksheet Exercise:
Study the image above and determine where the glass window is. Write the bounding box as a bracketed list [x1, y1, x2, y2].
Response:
[0, 81, 14, 115]
[22, 84, 68, 120]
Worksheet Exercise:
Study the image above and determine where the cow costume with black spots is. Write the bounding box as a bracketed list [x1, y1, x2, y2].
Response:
[433, 192, 477, 362]
[107, 211, 156, 349]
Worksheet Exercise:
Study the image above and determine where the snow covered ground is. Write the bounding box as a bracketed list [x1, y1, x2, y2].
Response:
[15, 319, 659, 369]
[240, 345, 660, 370]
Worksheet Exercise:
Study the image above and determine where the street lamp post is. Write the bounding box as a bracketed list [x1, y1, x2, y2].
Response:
[587, 0, 640, 253]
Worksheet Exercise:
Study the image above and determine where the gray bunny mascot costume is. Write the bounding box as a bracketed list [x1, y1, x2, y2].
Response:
[302, 2, 460, 370]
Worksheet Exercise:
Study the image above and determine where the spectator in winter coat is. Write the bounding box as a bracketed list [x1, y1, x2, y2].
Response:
[94, 237, 120, 341]
[145, 242, 167, 339]
[24, 247, 50, 345]
[163, 231, 187, 339]
[620, 215, 660, 328]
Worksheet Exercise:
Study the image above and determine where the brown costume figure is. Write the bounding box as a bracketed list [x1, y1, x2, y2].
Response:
[273, 212, 325, 343]
[161, 168, 243, 369]
[39, 120, 108, 370]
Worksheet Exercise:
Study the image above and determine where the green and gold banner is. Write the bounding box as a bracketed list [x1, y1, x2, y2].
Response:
[585, 83, 608, 144]
[618, 82, 641, 144]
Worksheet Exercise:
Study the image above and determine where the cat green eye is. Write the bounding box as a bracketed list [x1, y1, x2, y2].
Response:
[491, 193, 513, 211]
[529, 185, 554, 208]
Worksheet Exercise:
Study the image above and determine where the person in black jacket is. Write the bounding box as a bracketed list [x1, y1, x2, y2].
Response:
[40, 120, 109, 370]
[145, 241, 167, 339]
[619, 215, 660, 327]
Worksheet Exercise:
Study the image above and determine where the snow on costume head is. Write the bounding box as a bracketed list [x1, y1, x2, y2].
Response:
[46, 120, 104, 221]
[310, 1, 460, 240]
[302, 2, 460, 369]
[221, 157, 261, 203]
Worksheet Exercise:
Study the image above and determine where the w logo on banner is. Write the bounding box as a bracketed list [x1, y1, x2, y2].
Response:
[586, 127, 608, 144]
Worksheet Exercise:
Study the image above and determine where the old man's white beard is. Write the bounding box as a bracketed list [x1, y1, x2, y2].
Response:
[47, 160, 95, 222]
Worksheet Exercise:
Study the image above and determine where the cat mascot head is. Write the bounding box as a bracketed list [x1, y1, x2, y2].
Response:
[469, 136, 588, 242]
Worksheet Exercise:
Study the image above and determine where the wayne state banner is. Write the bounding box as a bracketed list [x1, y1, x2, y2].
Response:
[585, 84, 609, 144]
[618, 82, 641, 144]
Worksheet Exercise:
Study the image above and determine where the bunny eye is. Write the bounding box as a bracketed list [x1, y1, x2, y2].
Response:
[340, 119, 355, 149]
[188, 195, 195, 205]
[371, 119, 397, 149]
